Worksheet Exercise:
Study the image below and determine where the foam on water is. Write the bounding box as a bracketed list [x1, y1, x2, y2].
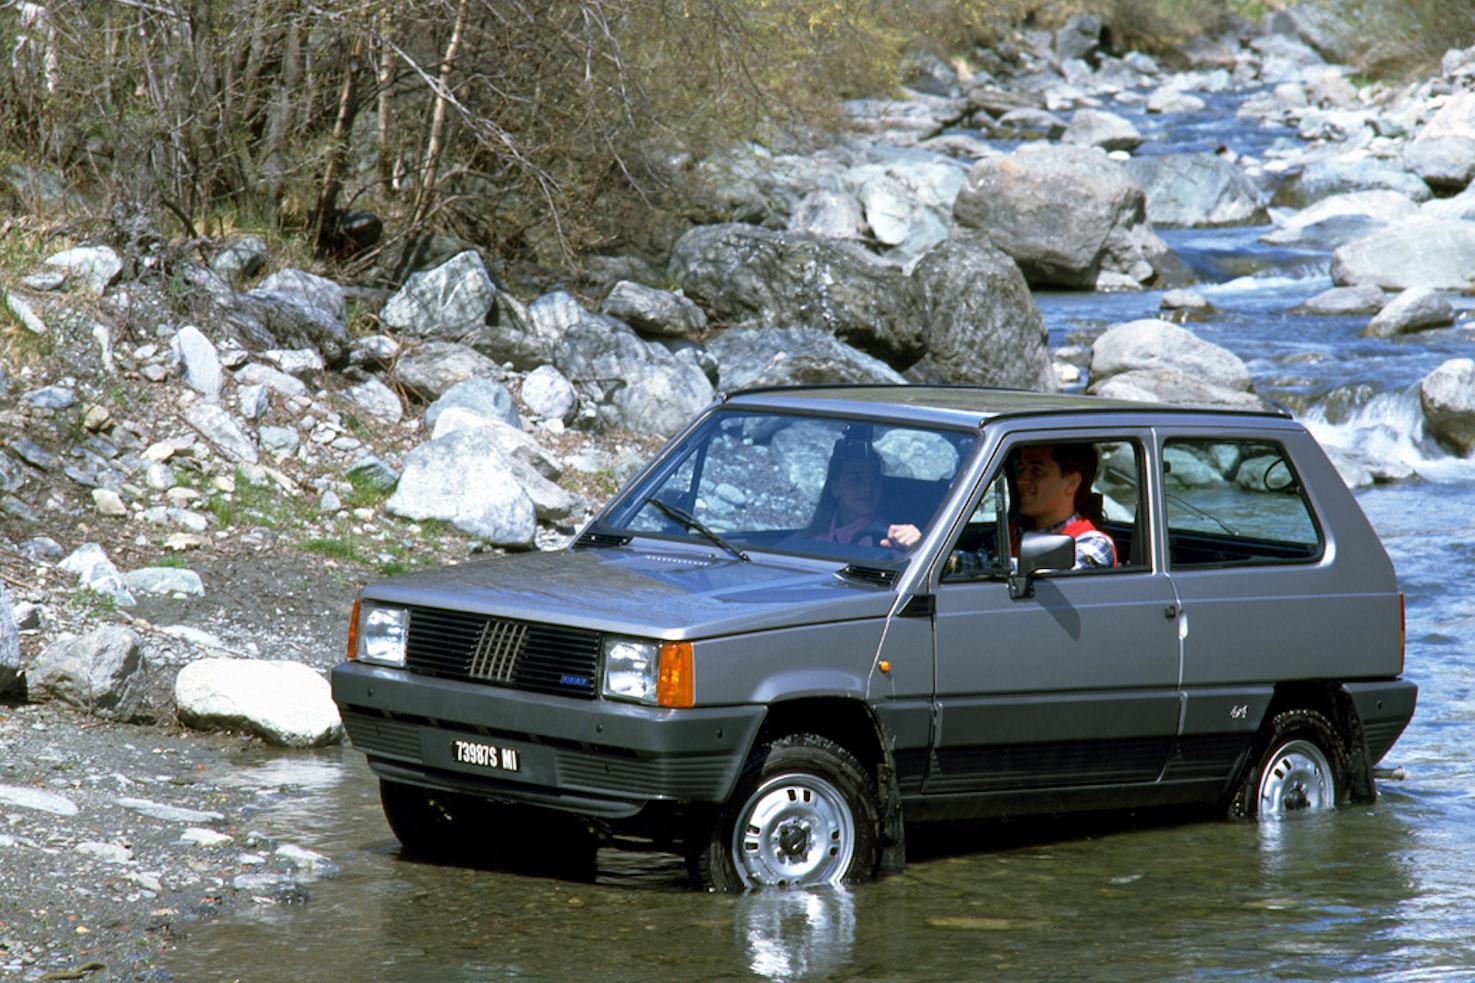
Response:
[1302, 386, 1475, 482]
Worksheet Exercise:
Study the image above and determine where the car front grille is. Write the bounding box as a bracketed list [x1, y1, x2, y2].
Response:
[404, 605, 601, 698]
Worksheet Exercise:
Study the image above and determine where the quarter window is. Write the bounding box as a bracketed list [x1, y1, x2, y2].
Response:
[1162, 438, 1322, 567]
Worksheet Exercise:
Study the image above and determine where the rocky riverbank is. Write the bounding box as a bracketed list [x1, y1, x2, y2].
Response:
[5, 3, 1475, 978]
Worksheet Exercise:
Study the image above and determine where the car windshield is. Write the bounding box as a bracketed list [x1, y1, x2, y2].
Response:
[599, 409, 978, 565]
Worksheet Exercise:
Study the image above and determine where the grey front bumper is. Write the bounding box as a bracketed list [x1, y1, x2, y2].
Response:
[332, 662, 766, 818]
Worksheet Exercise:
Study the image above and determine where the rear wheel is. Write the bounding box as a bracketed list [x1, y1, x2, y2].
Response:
[690, 734, 879, 891]
[1229, 709, 1347, 820]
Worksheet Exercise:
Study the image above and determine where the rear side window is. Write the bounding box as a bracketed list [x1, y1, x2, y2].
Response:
[1162, 438, 1323, 568]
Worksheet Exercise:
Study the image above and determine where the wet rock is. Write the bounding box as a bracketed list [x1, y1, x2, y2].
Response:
[276, 843, 339, 880]
[424, 376, 519, 432]
[232, 872, 309, 903]
[1271, 158, 1431, 208]
[386, 429, 536, 546]
[1161, 289, 1211, 312]
[59, 543, 134, 606]
[1420, 358, 1475, 454]
[1146, 87, 1206, 114]
[905, 234, 1054, 390]
[380, 250, 497, 344]
[708, 326, 904, 391]
[395, 341, 502, 401]
[601, 281, 708, 339]
[122, 567, 205, 596]
[184, 401, 259, 464]
[28, 626, 144, 716]
[1294, 284, 1388, 315]
[343, 378, 403, 425]
[211, 236, 268, 286]
[954, 144, 1172, 290]
[1331, 217, 1475, 291]
[171, 325, 223, 401]
[520, 365, 578, 423]
[553, 314, 715, 436]
[1404, 137, 1475, 192]
[787, 190, 865, 239]
[0, 785, 78, 816]
[0, 585, 18, 694]
[669, 223, 921, 366]
[1090, 319, 1257, 401]
[43, 245, 122, 293]
[1260, 190, 1419, 248]
[1363, 287, 1454, 337]
[1062, 109, 1143, 151]
[175, 658, 344, 747]
[1125, 153, 1266, 228]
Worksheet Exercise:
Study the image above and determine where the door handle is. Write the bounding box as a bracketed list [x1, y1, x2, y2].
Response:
[1164, 604, 1178, 619]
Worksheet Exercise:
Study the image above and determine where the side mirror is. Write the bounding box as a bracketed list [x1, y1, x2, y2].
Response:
[1009, 532, 1075, 599]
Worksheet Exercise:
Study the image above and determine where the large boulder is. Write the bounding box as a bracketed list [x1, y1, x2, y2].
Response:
[707, 326, 905, 391]
[843, 158, 969, 260]
[430, 411, 577, 520]
[787, 190, 866, 240]
[1260, 190, 1419, 248]
[1061, 109, 1143, 152]
[27, 627, 145, 719]
[240, 268, 349, 364]
[1363, 287, 1454, 338]
[1293, 284, 1388, 316]
[904, 234, 1054, 391]
[1420, 358, 1475, 453]
[43, 245, 122, 294]
[1089, 320, 1264, 409]
[1403, 137, 1475, 192]
[553, 314, 715, 436]
[0, 585, 18, 695]
[1271, 157, 1431, 208]
[380, 250, 497, 342]
[1124, 154, 1266, 227]
[1331, 217, 1475, 291]
[395, 341, 503, 401]
[601, 280, 708, 339]
[668, 223, 922, 365]
[1416, 91, 1475, 143]
[953, 144, 1173, 290]
[175, 659, 343, 747]
[386, 429, 537, 546]
[423, 376, 519, 431]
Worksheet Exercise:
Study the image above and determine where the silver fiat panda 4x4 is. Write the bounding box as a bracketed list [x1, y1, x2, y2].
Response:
[331, 386, 1416, 890]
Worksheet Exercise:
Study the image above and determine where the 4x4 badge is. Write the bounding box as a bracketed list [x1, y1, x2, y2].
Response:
[1231, 705, 1249, 719]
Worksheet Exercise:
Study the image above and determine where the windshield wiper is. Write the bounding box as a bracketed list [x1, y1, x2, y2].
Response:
[644, 497, 750, 563]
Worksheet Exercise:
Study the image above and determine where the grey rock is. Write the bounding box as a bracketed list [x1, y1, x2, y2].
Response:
[787, 190, 866, 239]
[1062, 109, 1143, 152]
[43, 245, 122, 293]
[343, 378, 403, 424]
[241, 270, 349, 364]
[1422, 182, 1475, 221]
[386, 429, 537, 546]
[257, 268, 345, 323]
[28, 626, 144, 717]
[709, 326, 904, 390]
[92, 488, 127, 516]
[1294, 284, 1388, 315]
[1091, 319, 1254, 393]
[1054, 12, 1101, 63]
[1331, 217, 1475, 291]
[276, 843, 339, 880]
[231, 873, 308, 903]
[211, 236, 268, 286]
[1161, 289, 1211, 311]
[1421, 358, 1475, 454]
[395, 342, 502, 401]
[261, 348, 325, 380]
[21, 385, 75, 410]
[1261, 190, 1419, 248]
[1271, 158, 1432, 208]
[3, 289, 47, 334]
[1090, 367, 1269, 410]
[259, 426, 299, 454]
[122, 567, 205, 596]
[184, 401, 259, 464]
[59, 543, 134, 607]
[954, 144, 1172, 289]
[346, 456, 398, 491]
[552, 316, 716, 436]
[21, 536, 62, 559]
[175, 658, 343, 747]
[76, 841, 133, 864]
[1404, 137, 1475, 192]
[0, 452, 25, 493]
[20, 270, 64, 290]
[349, 333, 400, 369]
[11, 438, 59, 471]
[234, 362, 308, 399]
[601, 280, 708, 338]
[429, 412, 575, 520]
[381, 250, 497, 343]
[0, 585, 18, 694]
[0, 785, 78, 816]
[520, 365, 578, 423]
[424, 376, 519, 431]
[847, 159, 965, 259]
[669, 223, 922, 365]
[1364, 287, 1455, 337]
[1124, 154, 1266, 227]
[117, 797, 225, 824]
[1417, 91, 1475, 143]
[319, 489, 342, 513]
[171, 325, 222, 401]
[238, 383, 270, 420]
[905, 234, 1054, 391]
[990, 108, 1067, 139]
[1146, 87, 1207, 114]
[144, 462, 176, 490]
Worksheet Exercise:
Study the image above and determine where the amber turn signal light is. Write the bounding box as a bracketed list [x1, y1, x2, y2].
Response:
[656, 641, 694, 708]
[346, 598, 361, 662]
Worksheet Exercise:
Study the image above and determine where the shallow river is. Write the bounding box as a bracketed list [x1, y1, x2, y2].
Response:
[164, 88, 1475, 981]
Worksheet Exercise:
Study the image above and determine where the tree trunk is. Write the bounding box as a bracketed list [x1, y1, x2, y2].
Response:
[314, 31, 367, 255]
[410, 0, 468, 229]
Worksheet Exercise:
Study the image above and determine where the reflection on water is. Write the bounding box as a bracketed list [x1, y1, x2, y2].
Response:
[738, 889, 855, 980]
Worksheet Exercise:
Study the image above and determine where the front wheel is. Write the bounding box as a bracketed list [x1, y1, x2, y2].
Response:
[690, 733, 879, 891]
[1229, 709, 1347, 820]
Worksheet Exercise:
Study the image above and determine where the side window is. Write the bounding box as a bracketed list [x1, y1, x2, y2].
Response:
[941, 438, 1146, 581]
[1162, 438, 1323, 567]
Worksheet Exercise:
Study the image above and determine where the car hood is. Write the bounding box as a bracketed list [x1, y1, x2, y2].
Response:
[360, 545, 899, 639]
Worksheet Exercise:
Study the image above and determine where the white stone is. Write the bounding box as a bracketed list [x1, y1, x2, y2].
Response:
[520, 365, 578, 422]
[116, 797, 225, 824]
[0, 784, 78, 816]
[386, 430, 537, 546]
[181, 827, 233, 847]
[122, 567, 205, 596]
[44, 245, 122, 293]
[344, 378, 403, 424]
[171, 325, 223, 401]
[175, 659, 344, 747]
[92, 488, 128, 517]
[76, 841, 133, 864]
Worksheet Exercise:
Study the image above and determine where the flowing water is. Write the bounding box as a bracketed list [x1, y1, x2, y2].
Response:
[164, 90, 1475, 981]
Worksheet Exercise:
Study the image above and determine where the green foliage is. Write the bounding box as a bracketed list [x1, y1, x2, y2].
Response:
[343, 468, 394, 509]
[70, 587, 117, 615]
[1336, 0, 1475, 77]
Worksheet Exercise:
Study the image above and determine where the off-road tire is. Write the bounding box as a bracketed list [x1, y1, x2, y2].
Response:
[1228, 708, 1349, 820]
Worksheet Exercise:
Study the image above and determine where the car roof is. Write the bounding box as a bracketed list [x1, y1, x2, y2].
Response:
[720, 384, 1292, 430]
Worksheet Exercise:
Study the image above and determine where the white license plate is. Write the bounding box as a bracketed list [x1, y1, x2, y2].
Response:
[450, 739, 521, 773]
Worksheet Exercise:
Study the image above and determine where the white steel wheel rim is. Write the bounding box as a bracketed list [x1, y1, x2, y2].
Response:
[1257, 739, 1334, 818]
[732, 772, 856, 888]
